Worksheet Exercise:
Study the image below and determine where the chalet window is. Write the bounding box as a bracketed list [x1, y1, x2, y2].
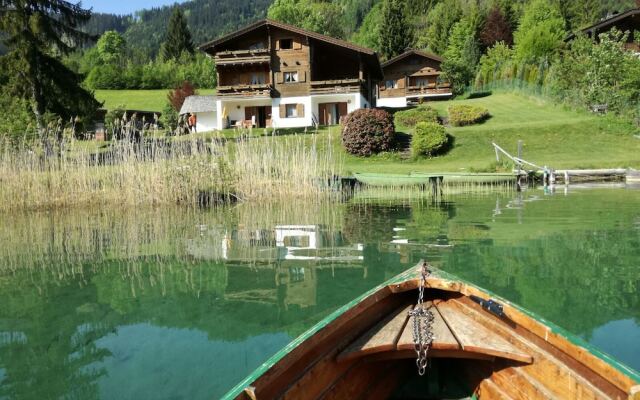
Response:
[284, 71, 298, 83]
[249, 42, 265, 50]
[415, 78, 429, 87]
[280, 38, 293, 50]
[385, 80, 398, 89]
[285, 104, 298, 118]
[251, 73, 265, 84]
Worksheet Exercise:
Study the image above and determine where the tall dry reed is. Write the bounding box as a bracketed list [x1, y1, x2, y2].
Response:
[0, 128, 342, 212]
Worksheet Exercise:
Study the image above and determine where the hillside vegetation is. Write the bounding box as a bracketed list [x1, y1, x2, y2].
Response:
[342, 92, 640, 173]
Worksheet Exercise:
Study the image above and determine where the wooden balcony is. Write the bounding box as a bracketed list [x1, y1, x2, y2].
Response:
[310, 79, 364, 95]
[217, 84, 273, 98]
[214, 49, 271, 66]
[406, 83, 452, 96]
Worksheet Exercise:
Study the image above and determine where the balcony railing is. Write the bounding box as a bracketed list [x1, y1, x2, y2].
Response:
[406, 83, 452, 96]
[217, 84, 272, 97]
[310, 79, 364, 95]
[214, 49, 271, 66]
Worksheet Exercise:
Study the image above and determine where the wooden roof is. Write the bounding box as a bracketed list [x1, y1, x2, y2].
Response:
[382, 49, 443, 68]
[199, 19, 383, 80]
[567, 8, 640, 40]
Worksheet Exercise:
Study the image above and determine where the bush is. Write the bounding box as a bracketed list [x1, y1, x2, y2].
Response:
[412, 122, 448, 157]
[394, 106, 439, 127]
[342, 108, 395, 156]
[448, 104, 490, 126]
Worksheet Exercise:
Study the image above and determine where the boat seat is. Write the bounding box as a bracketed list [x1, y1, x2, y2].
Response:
[337, 299, 533, 364]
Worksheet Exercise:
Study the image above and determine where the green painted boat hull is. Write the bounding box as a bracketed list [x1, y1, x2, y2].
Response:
[353, 173, 432, 186]
[413, 172, 517, 183]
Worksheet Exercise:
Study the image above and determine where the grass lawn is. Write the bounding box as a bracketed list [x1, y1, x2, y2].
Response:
[89, 90, 640, 174]
[95, 89, 217, 112]
[341, 92, 640, 174]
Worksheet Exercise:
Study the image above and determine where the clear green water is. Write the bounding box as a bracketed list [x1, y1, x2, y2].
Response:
[0, 188, 639, 399]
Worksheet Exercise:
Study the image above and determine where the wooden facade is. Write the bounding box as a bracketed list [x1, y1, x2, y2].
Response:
[568, 7, 640, 53]
[200, 19, 382, 106]
[378, 50, 452, 105]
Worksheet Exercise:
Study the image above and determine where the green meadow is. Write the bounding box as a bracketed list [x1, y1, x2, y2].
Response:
[95, 89, 217, 112]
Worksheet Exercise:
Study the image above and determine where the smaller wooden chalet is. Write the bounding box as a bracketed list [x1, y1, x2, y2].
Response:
[377, 50, 452, 108]
[567, 6, 640, 53]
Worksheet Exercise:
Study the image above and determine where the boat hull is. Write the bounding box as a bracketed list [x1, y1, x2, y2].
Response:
[223, 265, 640, 400]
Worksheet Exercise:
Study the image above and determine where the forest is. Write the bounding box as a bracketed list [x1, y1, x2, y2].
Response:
[0, 0, 639, 138]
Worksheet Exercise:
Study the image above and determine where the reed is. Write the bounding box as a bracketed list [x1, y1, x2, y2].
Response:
[0, 127, 342, 212]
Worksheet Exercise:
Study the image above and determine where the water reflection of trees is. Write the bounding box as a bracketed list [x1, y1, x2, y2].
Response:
[1, 190, 639, 397]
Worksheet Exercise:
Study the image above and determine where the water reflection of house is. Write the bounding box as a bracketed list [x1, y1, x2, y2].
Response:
[187, 224, 363, 263]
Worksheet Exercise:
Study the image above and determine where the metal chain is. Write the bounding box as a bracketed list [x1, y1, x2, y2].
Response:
[408, 262, 435, 376]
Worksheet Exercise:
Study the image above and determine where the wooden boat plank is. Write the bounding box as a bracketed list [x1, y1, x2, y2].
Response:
[489, 363, 558, 400]
[337, 304, 412, 362]
[476, 378, 514, 400]
[397, 302, 460, 351]
[436, 299, 533, 364]
[453, 297, 625, 400]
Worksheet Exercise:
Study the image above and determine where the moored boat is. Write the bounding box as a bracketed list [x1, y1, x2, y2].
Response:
[412, 172, 518, 184]
[353, 173, 434, 186]
[223, 263, 640, 400]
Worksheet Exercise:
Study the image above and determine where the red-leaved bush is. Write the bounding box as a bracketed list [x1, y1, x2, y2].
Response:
[341, 108, 395, 156]
[168, 81, 196, 112]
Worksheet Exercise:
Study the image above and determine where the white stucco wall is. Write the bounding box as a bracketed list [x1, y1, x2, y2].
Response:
[195, 112, 217, 132]
[377, 97, 408, 108]
[271, 96, 314, 128]
[216, 98, 272, 129]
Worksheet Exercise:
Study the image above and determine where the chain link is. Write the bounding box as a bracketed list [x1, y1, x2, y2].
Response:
[408, 262, 434, 376]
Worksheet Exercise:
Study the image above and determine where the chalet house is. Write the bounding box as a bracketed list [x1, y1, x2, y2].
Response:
[566, 6, 640, 53]
[198, 19, 383, 129]
[377, 50, 452, 108]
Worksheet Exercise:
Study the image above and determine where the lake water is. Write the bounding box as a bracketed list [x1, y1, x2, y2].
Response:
[0, 188, 639, 399]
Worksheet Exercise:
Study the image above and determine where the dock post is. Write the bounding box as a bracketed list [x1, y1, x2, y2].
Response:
[564, 170, 569, 185]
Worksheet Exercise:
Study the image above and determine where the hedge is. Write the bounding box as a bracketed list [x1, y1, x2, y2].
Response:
[448, 104, 490, 126]
[394, 105, 439, 127]
[342, 108, 395, 156]
[412, 122, 448, 157]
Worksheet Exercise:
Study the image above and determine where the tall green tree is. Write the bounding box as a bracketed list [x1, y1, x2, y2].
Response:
[441, 18, 480, 94]
[267, 0, 345, 38]
[379, 0, 413, 59]
[513, 0, 565, 63]
[417, 0, 462, 55]
[0, 0, 100, 134]
[162, 7, 194, 61]
[97, 30, 126, 65]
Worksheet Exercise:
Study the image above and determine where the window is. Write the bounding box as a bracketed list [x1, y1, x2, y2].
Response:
[385, 80, 398, 89]
[285, 104, 298, 118]
[251, 73, 265, 84]
[280, 38, 293, 49]
[284, 71, 298, 83]
[415, 78, 429, 87]
[249, 42, 265, 50]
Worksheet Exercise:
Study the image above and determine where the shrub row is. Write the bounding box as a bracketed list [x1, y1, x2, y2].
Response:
[342, 108, 395, 157]
[448, 104, 490, 126]
[412, 122, 448, 157]
[394, 105, 439, 127]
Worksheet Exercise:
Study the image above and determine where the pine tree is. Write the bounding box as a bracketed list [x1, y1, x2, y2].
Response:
[378, 0, 413, 60]
[162, 7, 194, 61]
[0, 1, 100, 135]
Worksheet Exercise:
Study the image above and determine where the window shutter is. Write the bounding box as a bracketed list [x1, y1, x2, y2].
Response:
[277, 72, 284, 84]
[297, 104, 304, 118]
[275, 39, 281, 50]
[299, 71, 306, 82]
[293, 40, 302, 50]
[279, 104, 286, 118]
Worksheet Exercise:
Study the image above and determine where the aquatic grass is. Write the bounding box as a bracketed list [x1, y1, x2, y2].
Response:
[0, 128, 342, 212]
